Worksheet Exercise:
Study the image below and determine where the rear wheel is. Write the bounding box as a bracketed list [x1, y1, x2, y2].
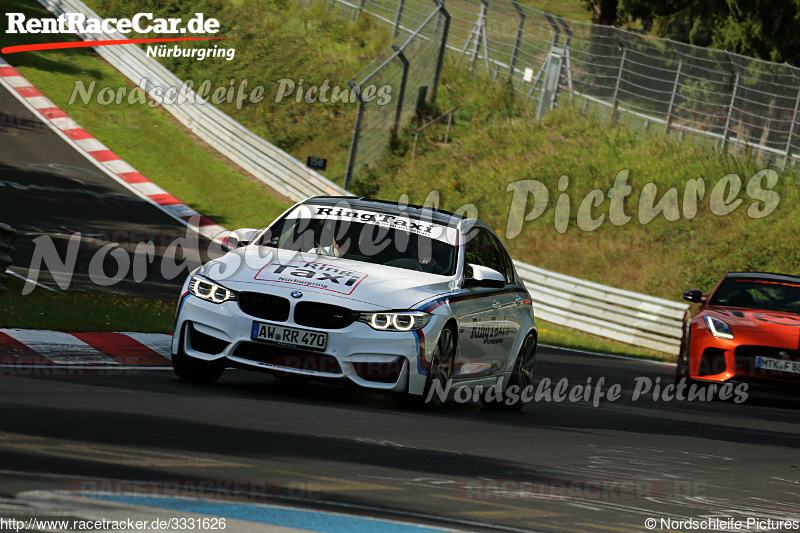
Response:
[172, 334, 225, 384]
[484, 332, 537, 411]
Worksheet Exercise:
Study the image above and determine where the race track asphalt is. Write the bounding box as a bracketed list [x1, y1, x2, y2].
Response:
[0, 346, 797, 532]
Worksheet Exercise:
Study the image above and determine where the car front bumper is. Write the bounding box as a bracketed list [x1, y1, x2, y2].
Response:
[173, 293, 440, 393]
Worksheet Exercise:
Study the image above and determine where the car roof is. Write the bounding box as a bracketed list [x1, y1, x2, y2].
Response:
[301, 196, 464, 228]
[724, 272, 800, 283]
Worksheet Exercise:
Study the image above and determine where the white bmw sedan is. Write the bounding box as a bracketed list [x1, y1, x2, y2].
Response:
[172, 197, 537, 409]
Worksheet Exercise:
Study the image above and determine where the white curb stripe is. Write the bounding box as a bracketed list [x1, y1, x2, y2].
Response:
[121, 333, 173, 359]
[1, 330, 119, 365]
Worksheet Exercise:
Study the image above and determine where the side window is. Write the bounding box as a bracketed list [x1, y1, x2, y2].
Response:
[464, 228, 513, 284]
[485, 231, 515, 284]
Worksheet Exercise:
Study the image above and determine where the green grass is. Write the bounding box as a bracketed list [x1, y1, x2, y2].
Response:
[356, 59, 800, 301]
[537, 320, 672, 361]
[1, 277, 174, 332]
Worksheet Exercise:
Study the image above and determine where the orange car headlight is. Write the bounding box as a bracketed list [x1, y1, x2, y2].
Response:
[704, 316, 734, 339]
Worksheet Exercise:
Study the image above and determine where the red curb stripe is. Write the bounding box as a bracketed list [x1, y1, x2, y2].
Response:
[0, 332, 50, 366]
[118, 172, 149, 183]
[38, 107, 68, 119]
[63, 128, 93, 140]
[15, 86, 43, 98]
[148, 193, 182, 205]
[88, 150, 119, 162]
[0, 66, 20, 77]
[69, 332, 170, 366]
[3, 36, 232, 55]
[197, 216, 217, 227]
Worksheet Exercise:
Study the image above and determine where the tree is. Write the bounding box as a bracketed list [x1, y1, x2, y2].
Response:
[608, 0, 800, 64]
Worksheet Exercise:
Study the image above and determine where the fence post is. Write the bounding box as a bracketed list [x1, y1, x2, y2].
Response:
[720, 70, 740, 153]
[461, 1, 489, 74]
[344, 82, 365, 190]
[556, 16, 573, 96]
[508, 0, 525, 79]
[392, 46, 410, 138]
[430, 0, 450, 104]
[394, 0, 404, 37]
[783, 85, 800, 170]
[611, 43, 626, 124]
[665, 59, 682, 134]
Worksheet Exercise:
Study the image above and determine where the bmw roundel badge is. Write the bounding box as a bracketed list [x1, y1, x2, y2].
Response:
[291, 291, 303, 299]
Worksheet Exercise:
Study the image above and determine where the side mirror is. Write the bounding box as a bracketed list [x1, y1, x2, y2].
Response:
[683, 289, 703, 303]
[464, 264, 506, 289]
[223, 228, 258, 252]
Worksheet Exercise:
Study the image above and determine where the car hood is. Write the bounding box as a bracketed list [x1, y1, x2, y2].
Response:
[200, 247, 455, 309]
[707, 307, 800, 338]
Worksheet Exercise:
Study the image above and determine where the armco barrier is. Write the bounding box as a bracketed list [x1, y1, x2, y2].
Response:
[514, 262, 687, 354]
[32, 0, 689, 354]
[0, 222, 19, 290]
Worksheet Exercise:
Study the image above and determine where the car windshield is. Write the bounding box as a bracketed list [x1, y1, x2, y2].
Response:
[709, 278, 800, 313]
[257, 205, 457, 276]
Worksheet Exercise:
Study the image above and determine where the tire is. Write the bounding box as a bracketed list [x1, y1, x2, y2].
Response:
[172, 337, 225, 384]
[398, 325, 456, 409]
[484, 332, 537, 412]
[674, 331, 691, 386]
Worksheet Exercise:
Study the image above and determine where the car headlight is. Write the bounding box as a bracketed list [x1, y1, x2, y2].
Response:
[359, 311, 432, 332]
[704, 316, 733, 339]
[189, 276, 237, 304]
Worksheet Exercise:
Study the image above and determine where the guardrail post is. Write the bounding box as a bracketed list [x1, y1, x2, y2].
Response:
[344, 82, 365, 190]
[430, 0, 450, 104]
[508, 0, 525, 79]
[665, 59, 682, 134]
[611, 42, 626, 124]
[720, 69, 740, 154]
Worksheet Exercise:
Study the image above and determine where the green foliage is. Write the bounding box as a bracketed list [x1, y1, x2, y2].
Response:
[1, 278, 174, 332]
[617, 0, 800, 63]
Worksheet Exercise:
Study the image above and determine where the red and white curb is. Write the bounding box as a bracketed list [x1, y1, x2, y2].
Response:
[0, 57, 228, 243]
[0, 329, 171, 367]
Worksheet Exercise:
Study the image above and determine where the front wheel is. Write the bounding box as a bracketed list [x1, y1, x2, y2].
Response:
[172, 342, 225, 384]
[484, 333, 537, 411]
[398, 325, 456, 409]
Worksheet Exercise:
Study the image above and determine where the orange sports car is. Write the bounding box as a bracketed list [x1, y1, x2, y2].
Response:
[677, 272, 800, 388]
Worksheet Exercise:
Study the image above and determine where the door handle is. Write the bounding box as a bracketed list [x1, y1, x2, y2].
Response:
[492, 301, 501, 309]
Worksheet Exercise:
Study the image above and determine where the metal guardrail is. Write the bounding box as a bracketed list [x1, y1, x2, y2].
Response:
[0, 222, 19, 290]
[36, 0, 348, 203]
[35, 0, 689, 353]
[514, 262, 687, 354]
